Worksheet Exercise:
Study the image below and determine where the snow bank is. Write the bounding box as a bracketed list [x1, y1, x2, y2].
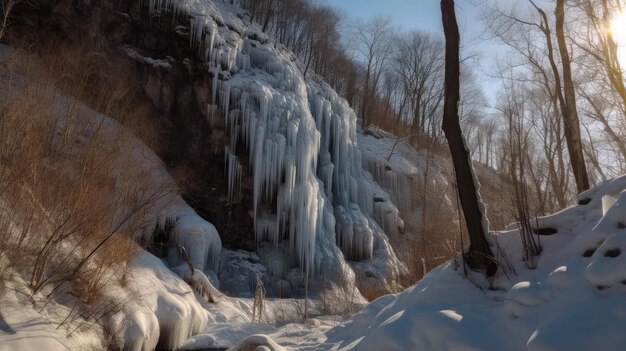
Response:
[111, 251, 210, 351]
[0, 280, 103, 351]
[226, 334, 286, 351]
[318, 176, 626, 350]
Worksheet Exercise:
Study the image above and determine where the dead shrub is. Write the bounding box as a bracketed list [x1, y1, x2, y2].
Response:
[316, 266, 361, 315]
[356, 281, 387, 302]
[24, 41, 164, 154]
[0, 47, 177, 338]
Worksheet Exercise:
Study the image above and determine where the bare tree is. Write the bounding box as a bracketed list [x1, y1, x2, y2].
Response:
[441, 0, 496, 275]
[0, 0, 19, 40]
[393, 31, 445, 140]
[483, 0, 592, 204]
[554, 0, 590, 192]
[497, 81, 542, 268]
[351, 16, 395, 128]
[571, 0, 626, 170]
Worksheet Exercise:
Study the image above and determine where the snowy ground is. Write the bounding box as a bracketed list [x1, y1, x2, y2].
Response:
[7, 171, 626, 351]
[218, 176, 626, 351]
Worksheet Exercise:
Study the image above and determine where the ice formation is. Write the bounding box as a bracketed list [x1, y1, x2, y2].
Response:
[358, 127, 453, 239]
[168, 211, 222, 275]
[145, 0, 403, 285]
[225, 147, 242, 204]
[363, 155, 415, 214]
[111, 252, 210, 351]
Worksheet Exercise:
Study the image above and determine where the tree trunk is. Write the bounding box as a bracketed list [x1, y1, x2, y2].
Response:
[441, 0, 496, 276]
[262, 2, 272, 33]
[555, 0, 590, 193]
[361, 60, 372, 128]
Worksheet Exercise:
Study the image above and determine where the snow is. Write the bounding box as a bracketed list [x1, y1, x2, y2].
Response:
[313, 175, 626, 351]
[183, 173, 626, 351]
[226, 334, 286, 351]
[0, 277, 103, 351]
[111, 251, 210, 351]
[18, 249, 204, 351]
[585, 191, 626, 288]
[174, 265, 224, 302]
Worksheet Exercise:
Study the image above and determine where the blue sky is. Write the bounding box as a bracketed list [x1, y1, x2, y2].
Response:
[323, 0, 480, 36]
[324, 0, 442, 33]
[322, 0, 502, 105]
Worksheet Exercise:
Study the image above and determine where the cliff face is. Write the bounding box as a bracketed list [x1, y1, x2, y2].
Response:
[14, 0, 256, 249]
[11, 0, 406, 295]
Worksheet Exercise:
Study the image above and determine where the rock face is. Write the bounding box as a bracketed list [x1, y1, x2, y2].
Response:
[13, 0, 256, 251]
[11, 0, 405, 294]
[124, 4, 258, 253]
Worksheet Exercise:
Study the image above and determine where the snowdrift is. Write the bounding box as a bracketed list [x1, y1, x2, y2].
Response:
[320, 176, 626, 351]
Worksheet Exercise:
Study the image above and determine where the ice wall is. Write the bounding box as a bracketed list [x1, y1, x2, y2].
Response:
[146, 0, 402, 285]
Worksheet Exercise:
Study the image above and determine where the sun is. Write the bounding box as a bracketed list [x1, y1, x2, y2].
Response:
[611, 11, 626, 41]
[610, 11, 626, 59]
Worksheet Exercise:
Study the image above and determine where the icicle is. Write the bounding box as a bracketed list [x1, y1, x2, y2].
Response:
[225, 147, 242, 205]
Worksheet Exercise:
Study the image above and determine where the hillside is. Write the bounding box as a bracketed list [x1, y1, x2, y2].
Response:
[2, 0, 624, 350]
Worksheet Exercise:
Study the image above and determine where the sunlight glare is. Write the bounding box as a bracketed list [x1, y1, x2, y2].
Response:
[610, 10, 626, 60]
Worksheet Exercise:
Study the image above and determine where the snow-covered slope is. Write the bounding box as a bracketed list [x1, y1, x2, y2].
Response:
[358, 127, 453, 233]
[317, 176, 626, 351]
[197, 175, 626, 351]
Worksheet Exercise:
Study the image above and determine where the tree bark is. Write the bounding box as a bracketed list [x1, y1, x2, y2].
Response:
[441, 0, 496, 275]
[361, 57, 372, 128]
[555, 0, 590, 193]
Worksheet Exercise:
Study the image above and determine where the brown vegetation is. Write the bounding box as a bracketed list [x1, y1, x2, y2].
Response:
[0, 45, 175, 336]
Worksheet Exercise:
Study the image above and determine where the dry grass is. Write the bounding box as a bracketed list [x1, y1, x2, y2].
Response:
[357, 281, 388, 302]
[20, 40, 164, 153]
[391, 181, 514, 289]
[0, 46, 175, 336]
[316, 266, 362, 316]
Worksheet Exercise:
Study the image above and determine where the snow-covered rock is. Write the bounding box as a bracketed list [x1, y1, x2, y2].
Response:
[226, 334, 286, 351]
[219, 249, 268, 297]
[111, 252, 210, 351]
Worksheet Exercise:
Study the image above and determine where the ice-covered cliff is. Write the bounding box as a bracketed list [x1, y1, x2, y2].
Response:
[136, 0, 404, 291]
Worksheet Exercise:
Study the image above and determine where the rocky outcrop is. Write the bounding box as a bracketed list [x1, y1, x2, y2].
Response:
[11, 0, 256, 252]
